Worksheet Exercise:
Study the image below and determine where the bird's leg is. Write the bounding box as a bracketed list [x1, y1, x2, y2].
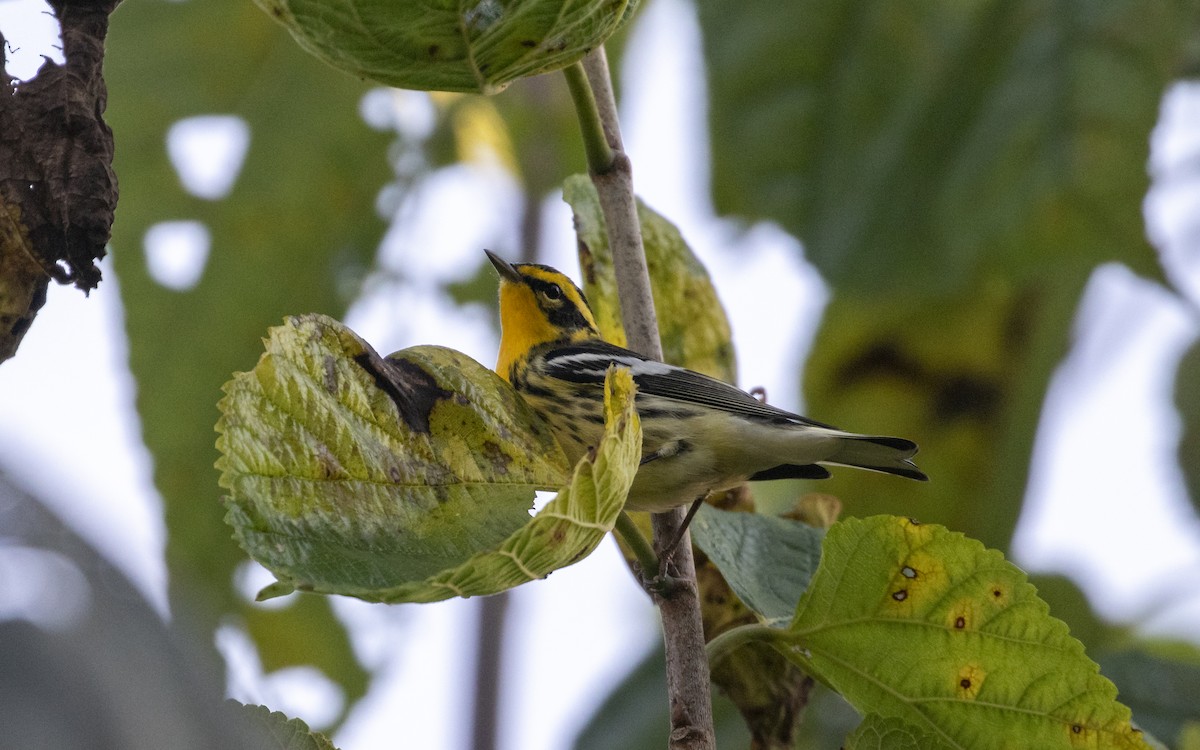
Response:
[657, 494, 706, 567]
[639, 438, 687, 466]
[635, 441, 703, 596]
[643, 495, 706, 599]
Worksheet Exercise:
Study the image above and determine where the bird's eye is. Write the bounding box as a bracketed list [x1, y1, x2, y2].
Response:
[544, 284, 564, 301]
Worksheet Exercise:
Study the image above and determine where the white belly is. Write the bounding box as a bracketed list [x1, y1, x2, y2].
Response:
[521, 384, 840, 513]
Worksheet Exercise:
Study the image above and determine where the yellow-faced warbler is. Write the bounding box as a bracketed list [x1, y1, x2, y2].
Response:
[487, 250, 926, 515]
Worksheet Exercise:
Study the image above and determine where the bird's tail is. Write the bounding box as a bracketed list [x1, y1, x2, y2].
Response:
[826, 434, 928, 481]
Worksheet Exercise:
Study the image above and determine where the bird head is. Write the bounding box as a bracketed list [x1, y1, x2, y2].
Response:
[486, 250, 600, 381]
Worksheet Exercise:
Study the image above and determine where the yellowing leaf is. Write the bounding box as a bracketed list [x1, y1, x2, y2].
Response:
[216, 313, 640, 603]
[256, 0, 637, 94]
[844, 715, 955, 750]
[803, 273, 1086, 551]
[784, 516, 1151, 750]
[563, 174, 736, 382]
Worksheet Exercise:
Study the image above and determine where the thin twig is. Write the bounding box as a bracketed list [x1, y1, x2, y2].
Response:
[563, 62, 616, 174]
[571, 46, 717, 750]
[706, 623, 789, 669]
[614, 511, 660, 579]
[580, 49, 663, 362]
[470, 593, 509, 750]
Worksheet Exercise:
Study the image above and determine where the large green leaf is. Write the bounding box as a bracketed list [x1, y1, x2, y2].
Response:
[1098, 646, 1200, 747]
[844, 715, 956, 750]
[697, 0, 1197, 556]
[784, 515, 1150, 749]
[563, 174, 736, 382]
[697, 0, 1192, 295]
[690, 504, 823, 626]
[218, 314, 641, 602]
[105, 0, 390, 717]
[802, 271, 1086, 551]
[257, 0, 637, 94]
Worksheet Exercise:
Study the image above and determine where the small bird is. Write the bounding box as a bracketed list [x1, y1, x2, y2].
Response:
[486, 250, 926, 515]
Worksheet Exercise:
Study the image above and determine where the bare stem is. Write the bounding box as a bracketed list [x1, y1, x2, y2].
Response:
[706, 623, 789, 669]
[470, 593, 509, 750]
[614, 511, 660, 579]
[564, 62, 616, 174]
[579, 49, 663, 359]
[568, 46, 717, 750]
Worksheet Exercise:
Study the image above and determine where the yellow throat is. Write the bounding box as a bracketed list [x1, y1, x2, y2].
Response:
[495, 279, 563, 381]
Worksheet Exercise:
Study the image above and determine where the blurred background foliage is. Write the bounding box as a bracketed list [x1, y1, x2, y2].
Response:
[5, 0, 1200, 747]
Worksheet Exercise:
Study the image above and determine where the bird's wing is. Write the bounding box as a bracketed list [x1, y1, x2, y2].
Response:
[538, 340, 835, 428]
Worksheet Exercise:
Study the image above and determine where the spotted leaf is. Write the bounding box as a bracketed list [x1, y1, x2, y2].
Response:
[564, 173, 736, 382]
[843, 714, 955, 750]
[782, 515, 1151, 750]
[216, 313, 641, 603]
[256, 0, 638, 95]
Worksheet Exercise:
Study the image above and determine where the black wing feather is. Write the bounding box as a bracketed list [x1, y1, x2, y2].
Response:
[539, 340, 836, 428]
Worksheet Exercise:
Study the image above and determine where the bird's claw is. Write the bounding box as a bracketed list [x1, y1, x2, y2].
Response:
[643, 569, 690, 599]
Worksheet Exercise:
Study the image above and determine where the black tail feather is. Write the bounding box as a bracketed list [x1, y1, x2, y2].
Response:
[749, 464, 832, 482]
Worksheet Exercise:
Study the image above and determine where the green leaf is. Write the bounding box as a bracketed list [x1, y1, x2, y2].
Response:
[1175, 337, 1200, 516]
[844, 715, 957, 750]
[105, 0, 390, 722]
[690, 504, 823, 625]
[563, 174, 736, 382]
[697, 0, 1188, 295]
[218, 314, 641, 602]
[236, 703, 340, 750]
[784, 516, 1151, 750]
[256, 0, 637, 94]
[1098, 646, 1200, 747]
[1182, 724, 1200, 750]
[802, 272, 1086, 551]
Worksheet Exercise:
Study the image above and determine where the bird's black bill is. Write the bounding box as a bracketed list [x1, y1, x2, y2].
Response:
[485, 249, 523, 283]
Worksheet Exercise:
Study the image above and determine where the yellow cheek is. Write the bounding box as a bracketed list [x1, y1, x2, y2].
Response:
[496, 284, 557, 379]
